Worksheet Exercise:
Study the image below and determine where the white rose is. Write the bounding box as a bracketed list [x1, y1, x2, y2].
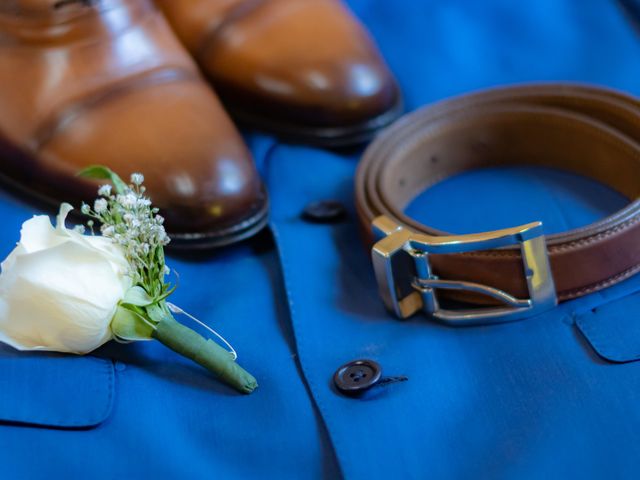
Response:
[0, 204, 131, 354]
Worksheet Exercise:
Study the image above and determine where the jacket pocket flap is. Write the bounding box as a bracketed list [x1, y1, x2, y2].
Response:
[576, 293, 640, 363]
[0, 349, 114, 428]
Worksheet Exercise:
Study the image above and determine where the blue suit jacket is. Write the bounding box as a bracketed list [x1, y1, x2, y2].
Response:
[2, 1, 640, 478]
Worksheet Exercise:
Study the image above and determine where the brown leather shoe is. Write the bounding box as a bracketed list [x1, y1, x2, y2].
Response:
[156, 0, 402, 147]
[0, 0, 268, 248]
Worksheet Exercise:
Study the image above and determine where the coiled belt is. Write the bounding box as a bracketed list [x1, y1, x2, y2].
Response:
[355, 84, 640, 325]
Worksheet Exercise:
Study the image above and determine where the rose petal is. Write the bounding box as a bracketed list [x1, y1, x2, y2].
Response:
[19, 215, 64, 254]
[0, 204, 131, 354]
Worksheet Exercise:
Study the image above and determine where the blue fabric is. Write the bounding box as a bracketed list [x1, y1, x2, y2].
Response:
[1, 0, 640, 479]
[405, 166, 631, 235]
[576, 293, 640, 363]
[0, 349, 114, 428]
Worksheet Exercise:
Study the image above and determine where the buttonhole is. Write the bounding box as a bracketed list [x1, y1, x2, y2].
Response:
[376, 376, 409, 388]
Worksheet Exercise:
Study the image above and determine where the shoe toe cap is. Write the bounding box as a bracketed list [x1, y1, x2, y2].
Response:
[40, 80, 267, 241]
[201, 0, 400, 128]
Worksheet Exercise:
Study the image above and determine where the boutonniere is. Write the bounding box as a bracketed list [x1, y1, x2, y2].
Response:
[0, 166, 257, 394]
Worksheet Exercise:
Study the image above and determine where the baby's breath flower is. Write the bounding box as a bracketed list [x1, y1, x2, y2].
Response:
[73, 225, 86, 234]
[94, 198, 108, 213]
[97, 184, 112, 197]
[118, 193, 137, 209]
[130, 173, 144, 186]
[78, 170, 171, 298]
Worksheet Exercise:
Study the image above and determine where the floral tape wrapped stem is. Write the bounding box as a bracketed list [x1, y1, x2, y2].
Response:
[152, 310, 257, 394]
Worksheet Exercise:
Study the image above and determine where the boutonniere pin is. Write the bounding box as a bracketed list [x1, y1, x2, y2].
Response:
[0, 166, 257, 394]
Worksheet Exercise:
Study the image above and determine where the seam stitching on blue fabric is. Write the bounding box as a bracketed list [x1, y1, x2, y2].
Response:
[257, 136, 280, 178]
[270, 223, 347, 479]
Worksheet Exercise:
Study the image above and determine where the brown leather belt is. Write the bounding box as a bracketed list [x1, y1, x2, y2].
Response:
[355, 84, 640, 325]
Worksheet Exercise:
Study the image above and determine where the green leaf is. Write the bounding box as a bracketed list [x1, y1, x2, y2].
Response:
[122, 286, 154, 307]
[111, 305, 155, 341]
[155, 284, 177, 303]
[77, 165, 127, 194]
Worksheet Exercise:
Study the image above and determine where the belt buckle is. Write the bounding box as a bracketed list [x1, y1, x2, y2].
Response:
[371, 216, 558, 325]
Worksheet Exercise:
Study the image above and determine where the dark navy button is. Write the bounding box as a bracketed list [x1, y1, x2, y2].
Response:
[333, 359, 382, 395]
[302, 200, 346, 223]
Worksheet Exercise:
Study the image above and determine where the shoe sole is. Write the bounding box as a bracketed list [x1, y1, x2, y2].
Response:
[0, 135, 270, 250]
[226, 95, 404, 148]
[167, 190, 270, 250]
